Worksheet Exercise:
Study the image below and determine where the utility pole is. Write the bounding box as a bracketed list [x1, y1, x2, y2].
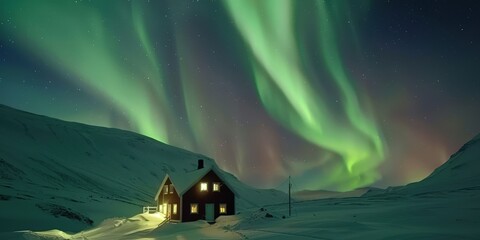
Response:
[288, 176, 291, 217]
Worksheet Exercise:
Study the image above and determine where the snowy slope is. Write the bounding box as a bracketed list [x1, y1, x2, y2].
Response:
[0, 104, 286, 233]
[397, 133, 480, 194]
[366, 133, 480, 196]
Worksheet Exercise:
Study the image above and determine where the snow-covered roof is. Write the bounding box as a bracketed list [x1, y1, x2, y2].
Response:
[155, 167, 212, 200]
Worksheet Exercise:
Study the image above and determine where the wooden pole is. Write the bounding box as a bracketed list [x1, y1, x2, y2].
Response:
[288, 176, 291, 217]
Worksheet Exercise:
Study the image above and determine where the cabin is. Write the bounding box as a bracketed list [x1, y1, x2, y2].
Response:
[154, 159, 235, 222]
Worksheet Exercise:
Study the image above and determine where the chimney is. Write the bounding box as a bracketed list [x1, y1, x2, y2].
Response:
[197, 159, 204, 170]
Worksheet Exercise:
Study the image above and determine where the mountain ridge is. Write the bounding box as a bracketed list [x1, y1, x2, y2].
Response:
[365, 133, 480, 197]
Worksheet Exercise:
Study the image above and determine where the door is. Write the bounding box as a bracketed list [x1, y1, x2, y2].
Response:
[162, 203, 167, 215]
[167, 204, 172, 218]
[205, 203, 214, 222]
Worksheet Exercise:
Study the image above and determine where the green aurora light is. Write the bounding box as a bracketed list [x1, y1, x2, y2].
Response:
[3, 0, 473, 191]
[0, 0, 384, 191]
[225, 0, 384, 189]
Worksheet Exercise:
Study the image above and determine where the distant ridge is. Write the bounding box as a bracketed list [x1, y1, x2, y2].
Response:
[365, 133, 480, 196]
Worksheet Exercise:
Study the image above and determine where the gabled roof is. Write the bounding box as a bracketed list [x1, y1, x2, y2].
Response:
[155, 167, 211, 200]
[154, 167, 236, 201]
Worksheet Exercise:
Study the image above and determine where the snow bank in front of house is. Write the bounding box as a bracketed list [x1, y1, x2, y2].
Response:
[22, 212, 241, 240]
[22, 212, 166, 240]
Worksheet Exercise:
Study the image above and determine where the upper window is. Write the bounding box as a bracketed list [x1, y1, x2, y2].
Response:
[200, 182, 208, 191]
[164, 185, 169, 194]
[213, 182, 220, 192]
[219, 204, 227, 214]
[191, 203, 198, 214]
[169, 184, 174, 193]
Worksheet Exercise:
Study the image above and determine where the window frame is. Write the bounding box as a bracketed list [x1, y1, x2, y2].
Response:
[213, 182, 221, 192]
[219, 203, 227, 214]
[190, 203, 198, 214]
[200, 182, 208, 192]
[173, 204, 178, 215]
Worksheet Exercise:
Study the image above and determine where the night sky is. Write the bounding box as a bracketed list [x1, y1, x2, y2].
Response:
[1, 0, 479, 191]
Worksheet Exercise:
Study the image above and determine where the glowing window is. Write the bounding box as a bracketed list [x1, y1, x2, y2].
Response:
[191, 203, 198, 214]
[162, 203, 167, 214]
[200, 182, 208, 191]
[219, 204, 227, 214]
[164, 185, 168, 194]
[169, 184, 174, 193]
[213, 182, 220, 192]
[173, 204, 177, 214]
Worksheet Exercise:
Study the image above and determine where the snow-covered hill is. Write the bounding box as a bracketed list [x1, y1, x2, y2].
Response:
[365, 133, 480, 197]
[0, 104, 286, 233]
[399, 133, 480, 193]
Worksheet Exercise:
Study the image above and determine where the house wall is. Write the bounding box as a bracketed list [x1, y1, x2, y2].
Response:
[157, 178, 181, 221]
[181, 170, 235, 222]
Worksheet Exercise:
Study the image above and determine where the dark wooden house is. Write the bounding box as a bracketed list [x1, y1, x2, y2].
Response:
[154, 160, 235, 222]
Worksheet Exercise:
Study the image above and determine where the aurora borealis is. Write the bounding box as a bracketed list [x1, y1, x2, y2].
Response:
[1, 0, 479, 191]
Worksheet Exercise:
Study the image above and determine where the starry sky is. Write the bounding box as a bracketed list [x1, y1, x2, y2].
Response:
[1, 0, 479, 191]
